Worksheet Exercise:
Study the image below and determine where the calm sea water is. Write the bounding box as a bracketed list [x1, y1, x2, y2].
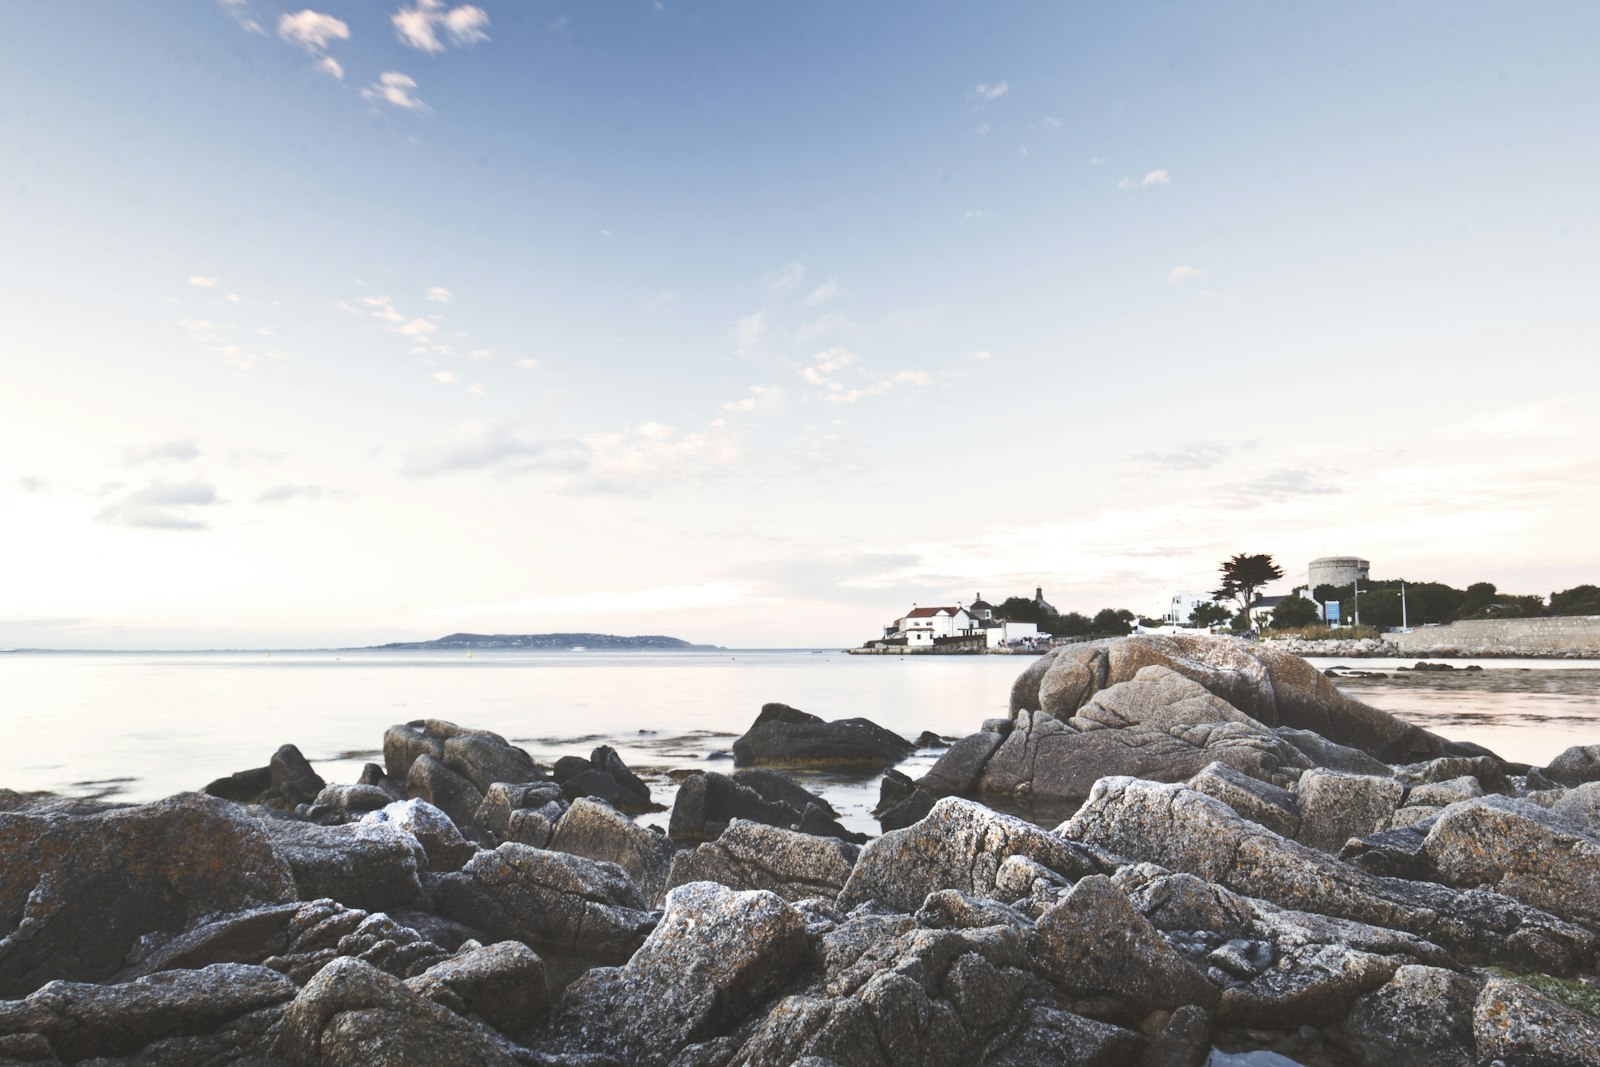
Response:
[3, 649, 1598, 835]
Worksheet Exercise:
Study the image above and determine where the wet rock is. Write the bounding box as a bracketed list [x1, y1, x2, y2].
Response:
[1473, 976, 1600, 1067]
[1030, 875, 1218, 1011]
[917, 730, 1006, 797]
[731, 703, 913, 769]
[404, 940, 548, 1040]
[668, 770, 861, 845]
[984, 1001, 1145, 1066]
[839, 797, 1106, 914]
[1337, 822, 1438, 882]
[1422, 795, 1600, 929]
[666, 820, 859, 902]
[363, 798, 477, 873]
[876, 786, 936, 831]
[203, 765, 273, 804]
[270, 744, 328, 808]
[0, 793, 296, 997]
[1188, 760, 1301, 839]
[554, 748, 656, 813]
[536, 883, 809, 1067]
[0, 963, 295, 1062]
[261, 817, 427, 911]
[732, 768, 840, 818]
[1064, 777, 1597, 974]
[1342, 964, 1480, 1067]
[433, 843, 656, 963]
[1296, 770, 1405, 853]
[548, 797, 678, 904]
[275, 955, 519, 1066]
[405, 753, 484, 831]
[981, 668, 1311, 805]
[1139, 1003, 1212, 1067]
[1541, 743, 1600, 787]
[1219, 942, 1398, 1025]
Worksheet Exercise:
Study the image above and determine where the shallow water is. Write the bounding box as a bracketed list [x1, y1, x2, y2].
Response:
[2, 649, 1597, 836]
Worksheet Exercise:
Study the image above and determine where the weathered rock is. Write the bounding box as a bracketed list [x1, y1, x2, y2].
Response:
[270, 744, 328, 808]
[915, 889, 1032, 931]
[731, 703, 913, 769]
[548, 797, 678, 904]
[839, 797, 1106, 914]
[1063, 777, 1597, 974]
[1274, 727, 1395, 777]
[666, 820, 859, 902]
[118, 902, 303, 980]
[406, 753, 485, 831]
[1296, 770, 1405, 853]
[1012, 635, 1456, 764]
[1422, 795, 1600, 929]
[1541, 743, 1600, 787]
[917, 730, 1005, 797]
[1401, 754, 1510, 795]
[1341, 964, 1480, 1067]
[382, 722, 446, 781]
[356, 762, 405, 801]
[1384, 805, 1442, 830]
[434, 843, 656, 963]
[276, 956, 519, 1066]
[537, 883, 809, 1067]
[1030, 875, 1218, 1011]
[472, 781, 565, 844]
[203, 765, 273, 804]
[667, 770, 831, 844]
[263, 899, 453, 984]
[0, 793, 296, 998]
[876, 786, 935, 831]
[313, 784, 393, 818]
[441, 733, 543, 794]
[0, 963, 295, 1062]
[261, 817, 427, 911]
[981, 1001, 1145, 1066]
[1473, 976, 1600, 1067]
[1403, 775, 1483, 808]
[1218, 942, 1397, 1025]
[1553, 780, 1600, 831]
[981, 668, 1312, 804]
[364, 798, 477, 872]
[733, 768, 839, 818]
[404, 941, 547, 1039]
[1188, 761, 1301, 839]
[504, 802, 563, 849]
[1138, 1003, 1212, 1067]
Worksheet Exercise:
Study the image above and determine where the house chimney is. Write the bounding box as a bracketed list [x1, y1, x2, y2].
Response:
[1035, 586, 1043, 600]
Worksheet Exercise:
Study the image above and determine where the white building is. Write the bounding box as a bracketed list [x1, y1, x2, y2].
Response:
[1162, 591, 1228, 628]
[884, 605, 975, 647]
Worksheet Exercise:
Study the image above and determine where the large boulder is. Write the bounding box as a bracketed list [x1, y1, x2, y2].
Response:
[1063, 777, 1597, 974]
[404, 941, 548, 1040]
[1421, 795, 1600, 930]
[980, 667, 1312, 804]
[547, 797, 678, 904]
[535, 882, 809, 1067]
[1188, 760, 1301, 839]
[405, 754, 484, 831]
[0, 963, 295, 1062]
[917, 730, 1006, 797]
[732, 703, 913, 769]
[668, 769, 861, 845]
[1540, 743, 1600, 787]
[552, 746, 657, 813]
[1342, 964, 1480, 1067]
[203, 744, 326, 809]
[1473, 976, 1600, 1067]
[1295, 770, 1405, 853]
[0, 793, 296, 997]
[472, 781, 565, 846]
[275, 956, 520, 1066]
[666, 820, 860, 902]
[261, 817, 427, 911]
[363, 798, 477, 873]
[1013, 635, 1459, 764]
[433, 843, 656, 964]
[838, 797, 1106, 914]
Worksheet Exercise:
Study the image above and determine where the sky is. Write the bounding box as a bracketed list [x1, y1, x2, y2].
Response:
[2, 2, 1597, 649]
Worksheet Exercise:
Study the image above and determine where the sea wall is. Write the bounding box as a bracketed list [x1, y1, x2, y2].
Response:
[1390, 615, 1600, 657]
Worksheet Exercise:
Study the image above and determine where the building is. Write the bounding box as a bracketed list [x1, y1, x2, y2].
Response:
[1308, 556, 1369, 591]
[881, 605, 975, 647]
[1162, 592, 1226, 627]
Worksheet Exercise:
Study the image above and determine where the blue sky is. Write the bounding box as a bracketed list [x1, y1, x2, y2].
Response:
[3, 2, 1597, 647]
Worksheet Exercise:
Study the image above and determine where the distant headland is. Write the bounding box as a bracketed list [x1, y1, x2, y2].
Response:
[365, 632, 725, 652]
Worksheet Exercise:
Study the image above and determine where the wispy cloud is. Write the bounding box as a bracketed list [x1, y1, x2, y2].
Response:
[799, 348, 934, 404]
[96, 481, 222, 531]
[1133, 440, 1239, 472]
[189, 275, 219, 288]
[800, 279, 840, 307]
[962, 209, 993, 222]
[217, 0, 265, 35]
[1167, 265, 1204, 284]
[1118, 169, 1172, 191]
[278, 9, 350, 54]
[430, 370, 457, 384]
[973, 81, 1009, 102]
[425, 286, 454, 304]
[393, 0, 490, 53]
[123, 440, 202, 465]
[361, 72, 430, 113]
[255, 484, 350, 504]
[1219, 466, 1342, 508]
[402, 419, 589, 479]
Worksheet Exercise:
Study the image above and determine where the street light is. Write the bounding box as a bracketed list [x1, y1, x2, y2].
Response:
[1352, 580, 1363, 628]
[1401, 581, 1408, 631]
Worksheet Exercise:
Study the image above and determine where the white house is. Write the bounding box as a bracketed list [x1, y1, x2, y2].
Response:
[1162, 592, 1227, 628]
[885, 605, 975, 647]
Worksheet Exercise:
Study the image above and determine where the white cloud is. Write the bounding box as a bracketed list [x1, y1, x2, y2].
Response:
[962, 209, 993, 221]
[217, 0, 266, 36]
[188, 276, 219, 288]
[402, 419, 589, 478]
[516, 358, 540, 370]
[256, 484, 349, 504]
[1088, 156, 1106, 165]
[425, 286, 454, 303]
[800, 278, 840, 307]
[277, 9, 350, 53]
[361, 72, 430, 113]
[394, 0, 490, 53]
[317, 55, 343, 79]
[96, 481, 222, 531]
[430, 370, 457, 384]
[467, 383, 486, 396]
[967, 350, 994, 361]
[973, 82, 1009, 102]
[1167, 266, 1204, 284]
[1142, 169, 1172, 187]
[123, 440, 202, 465]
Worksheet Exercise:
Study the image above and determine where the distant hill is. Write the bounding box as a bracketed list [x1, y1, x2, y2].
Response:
[368, 632, 725, 651]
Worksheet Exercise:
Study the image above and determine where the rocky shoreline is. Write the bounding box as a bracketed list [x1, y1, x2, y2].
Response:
[1266, 636, 1600, 659]
[4, 634, 1600, 1065]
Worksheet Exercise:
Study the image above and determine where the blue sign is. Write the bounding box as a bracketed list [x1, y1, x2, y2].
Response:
[1325, 601, 1341, 623]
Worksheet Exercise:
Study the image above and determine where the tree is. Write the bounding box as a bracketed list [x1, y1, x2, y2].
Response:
[1552, 585, 1600, 616]
[1211, 553, 1284, 624]
[1188, 602, 1233, 628]
[1092, 608, 1133, 636]
[1269, 595, 1319, 629]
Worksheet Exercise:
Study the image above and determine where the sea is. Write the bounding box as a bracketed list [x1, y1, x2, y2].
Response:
[3, 648, 1599, 837]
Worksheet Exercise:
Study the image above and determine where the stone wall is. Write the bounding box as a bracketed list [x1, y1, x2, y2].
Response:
[1390, 615, 1600, 657]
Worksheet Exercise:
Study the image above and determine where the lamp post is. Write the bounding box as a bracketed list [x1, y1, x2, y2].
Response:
[1352, 580, 1362, 628]
[1401, 581, 1408, 631]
